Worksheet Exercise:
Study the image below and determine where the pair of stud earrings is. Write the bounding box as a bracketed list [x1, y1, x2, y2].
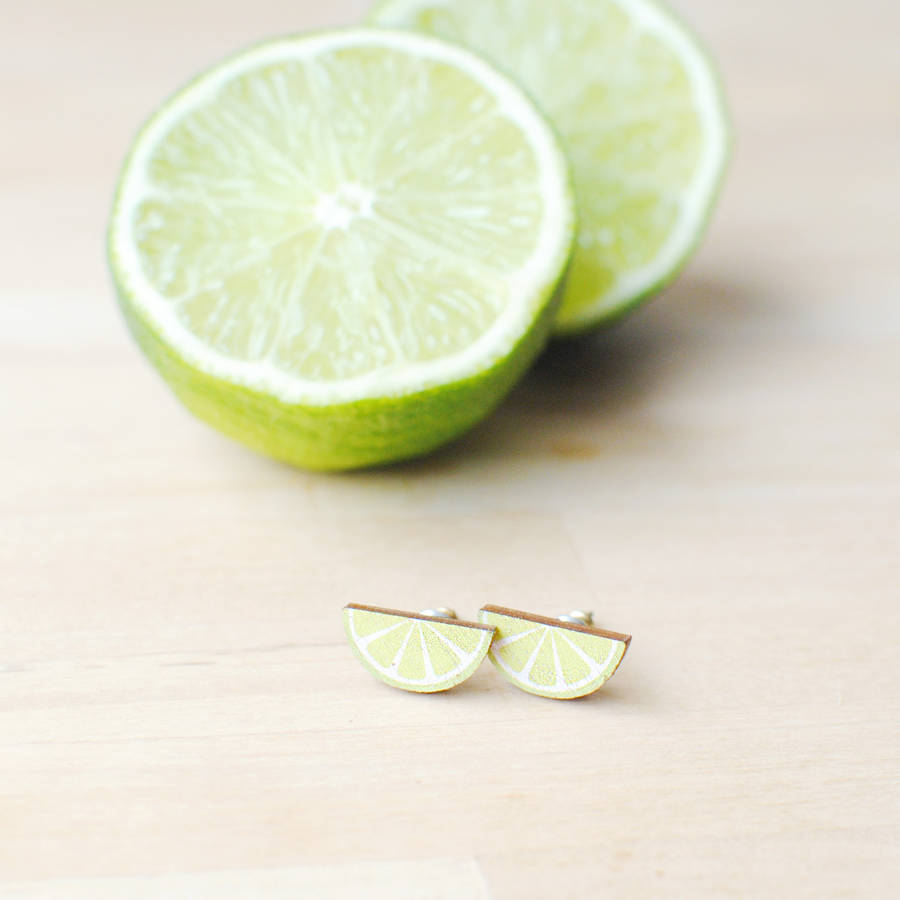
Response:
[343, 603, 631, 700]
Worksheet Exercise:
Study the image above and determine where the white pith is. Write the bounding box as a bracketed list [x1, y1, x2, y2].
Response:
[372, 0, 730, 330]
[109, 29, 573, 405]
[345, 609, 492, 689]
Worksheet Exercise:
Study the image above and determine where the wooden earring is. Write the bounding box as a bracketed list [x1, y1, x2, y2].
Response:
[479, 606, 631, 699]
[343, 604, 494, 693]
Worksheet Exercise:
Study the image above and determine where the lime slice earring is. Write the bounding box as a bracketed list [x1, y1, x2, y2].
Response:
[343, 604, 494, 693]
[479, 606, 631, 699]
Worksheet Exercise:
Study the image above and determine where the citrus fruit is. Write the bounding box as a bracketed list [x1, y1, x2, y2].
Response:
[343, 604, 494, 692]
[369, 0, 731, 333]
[108, 30, 574, 470]
[479, 605, 631, 699]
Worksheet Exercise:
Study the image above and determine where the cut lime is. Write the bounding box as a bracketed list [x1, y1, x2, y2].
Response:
[370, 0, 731, 333]
[108, 30, 574, 470]
[344, 605, 494, 692]
[479, 605, 631, 699]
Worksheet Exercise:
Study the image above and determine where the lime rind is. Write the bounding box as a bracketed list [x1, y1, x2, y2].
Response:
[344, 607, 494, 692]
[114, 265, 567, 470]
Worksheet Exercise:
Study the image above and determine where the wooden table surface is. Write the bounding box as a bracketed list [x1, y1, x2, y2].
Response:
[2, 1, 898, 896]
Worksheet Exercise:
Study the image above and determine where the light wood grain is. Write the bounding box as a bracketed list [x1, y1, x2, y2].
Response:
[2, 1, 899, 897]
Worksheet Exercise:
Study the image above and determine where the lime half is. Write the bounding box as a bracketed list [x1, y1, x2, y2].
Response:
[108, 30, 574, 469]
[370, 0, 731, 333]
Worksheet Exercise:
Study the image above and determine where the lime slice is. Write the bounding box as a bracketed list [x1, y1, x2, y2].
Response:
[344, 604, 494, 692]
[108, 30, 574, 470]
[369, 0, 731, 333]
[479, 605, 631, 699]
